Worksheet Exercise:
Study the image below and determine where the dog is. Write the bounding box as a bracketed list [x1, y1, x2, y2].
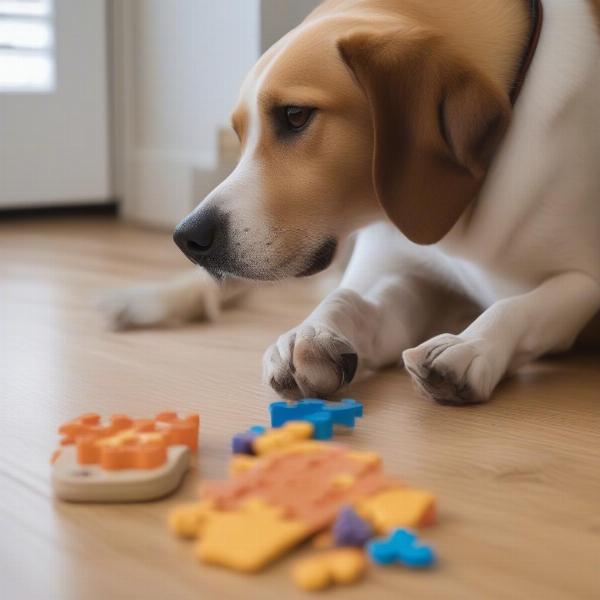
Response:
[104, 0, 600, 405]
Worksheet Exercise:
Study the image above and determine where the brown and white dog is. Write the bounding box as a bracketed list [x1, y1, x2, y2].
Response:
[105, 0, 600, 405]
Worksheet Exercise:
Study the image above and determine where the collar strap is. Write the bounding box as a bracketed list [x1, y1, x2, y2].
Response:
[510, 0, 544, 105]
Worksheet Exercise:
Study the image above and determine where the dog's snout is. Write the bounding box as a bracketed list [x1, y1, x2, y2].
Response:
[173, 209, 220, 264]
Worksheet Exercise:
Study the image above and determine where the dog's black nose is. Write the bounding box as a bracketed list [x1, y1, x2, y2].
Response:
[173, 209, 219, 263]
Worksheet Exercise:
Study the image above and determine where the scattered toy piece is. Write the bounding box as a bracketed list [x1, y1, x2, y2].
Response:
[231, 431, 256, 455]
[270, 399, 363, 440]
[312, 530, 335, 550]
[356, 487, 436, 532]
[168, 401, 438, 582]
[168, 500, 215, 539]
[248, 425, 267, 435]
[199, 442, 397, 533]
[251, 421, 314, 455]
[228, 454, 258, 477]
[52, 412, 199, 502]
[332, 507, 374, 547]
[231, 425, 266, 455]
[291, 548, 367, 591]
[345, 450, 382, 469]
[154, 411, 200, 450]
[195, 499, 311, 573]
[367, 528, 436, 568]
[170, 442, 404, 573]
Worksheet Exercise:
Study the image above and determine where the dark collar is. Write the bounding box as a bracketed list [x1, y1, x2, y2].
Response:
[510, 0, 544, 105]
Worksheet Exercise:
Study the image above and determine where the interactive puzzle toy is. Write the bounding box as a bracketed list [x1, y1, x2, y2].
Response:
[367, 528, 436, 568]
[52, 412, 199, 502]
[54, 398, 439, 591]
[269, 398, 363, 439]
[170, 410, 437, 588]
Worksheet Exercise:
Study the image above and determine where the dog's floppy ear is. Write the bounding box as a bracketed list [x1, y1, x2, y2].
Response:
[338, 30, 511, 244]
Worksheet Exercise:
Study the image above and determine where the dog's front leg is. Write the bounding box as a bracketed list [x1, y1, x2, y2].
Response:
[263, 223, 479, 399]
[262, 278, 439, 400]
[100, 270, 252, 330]
[403, 271, 600, 405]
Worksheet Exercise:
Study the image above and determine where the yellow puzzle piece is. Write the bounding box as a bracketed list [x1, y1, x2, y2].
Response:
[194, 499, 312, 572]
[252, 421, 314, 456]
[356, 488, 436, 532]
[228, 454, 258, 477]
[168, 500, 215, 539]
[291, 548, 367, 592]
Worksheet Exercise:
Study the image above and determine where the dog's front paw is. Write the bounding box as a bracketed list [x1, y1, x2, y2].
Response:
[263, 324, 358, 400]
[403, 334, 501, 405]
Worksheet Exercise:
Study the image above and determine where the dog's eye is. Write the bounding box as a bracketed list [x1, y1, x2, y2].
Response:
[284, 106, 314, 131]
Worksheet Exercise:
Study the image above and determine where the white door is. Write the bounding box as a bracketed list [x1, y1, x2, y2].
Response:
[0, 0, 110, 208]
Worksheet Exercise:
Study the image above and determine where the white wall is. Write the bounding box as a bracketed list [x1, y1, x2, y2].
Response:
[115, 0, 321, 227]
[117, 0, 259, 226]
[134, 1, 259, 167]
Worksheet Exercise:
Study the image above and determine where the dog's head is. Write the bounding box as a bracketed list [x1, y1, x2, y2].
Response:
[174, 14, 510, 280]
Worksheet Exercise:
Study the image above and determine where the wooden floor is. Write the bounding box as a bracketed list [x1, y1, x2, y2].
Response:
[1, 216, 599, 600]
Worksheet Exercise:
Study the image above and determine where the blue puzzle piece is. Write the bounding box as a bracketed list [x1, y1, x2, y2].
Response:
[303, 411, 333, 440]
[270, 400, 324, 426]
[269, 399, 363, 440]
[320, 398, 363, 427]
[367, 528, 436, 568]
[247, 425, 266, 436]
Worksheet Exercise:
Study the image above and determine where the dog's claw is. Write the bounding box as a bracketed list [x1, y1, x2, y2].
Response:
[340, 352, 358, 384]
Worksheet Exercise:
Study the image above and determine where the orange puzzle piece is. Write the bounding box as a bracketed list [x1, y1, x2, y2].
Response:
[199, 442, 400, 532]
[54, 412, 199, 470]
[58, 413, 133, 446]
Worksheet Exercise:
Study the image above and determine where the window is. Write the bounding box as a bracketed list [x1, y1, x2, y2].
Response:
[0, 0, 54, 92]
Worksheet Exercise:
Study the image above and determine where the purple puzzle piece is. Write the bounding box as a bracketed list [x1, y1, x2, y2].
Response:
[231, 425, 267, 455]
[231, 431, 256, 454]
[332, 507, 374, 547]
